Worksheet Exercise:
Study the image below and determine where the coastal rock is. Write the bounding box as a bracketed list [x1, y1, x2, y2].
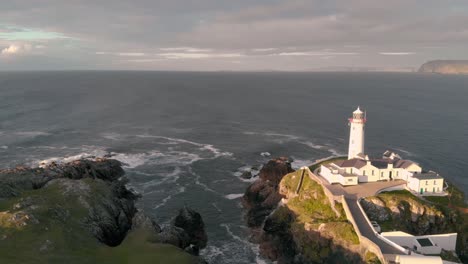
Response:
[153, 206, 207, 256]
[0, 158, 207, 263]
[259, 157, 293, 185]
[243, 157, 294, 227]
[241, 171, 252, 179]
[172, 206, 208, 249]
[155, 226, 192, 249]
[131, 210, 162, 233]
[360, 197, 390, 222]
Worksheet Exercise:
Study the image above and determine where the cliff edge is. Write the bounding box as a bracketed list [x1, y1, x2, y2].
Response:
[243, 158, 378, 264]
[0, 158, 207, 264]
[418, 60, 468, 74]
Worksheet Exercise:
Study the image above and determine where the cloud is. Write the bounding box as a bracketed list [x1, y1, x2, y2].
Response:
[0, 25, 69, 41]
[159, 47, 212, 52]
[277, 51, 358, 56]
[1, 44, 20, 54]
[117, 52, 145, 56]
[379, 52, 415, 55]
[157, 52, 244, 59]
[1, 44, 34, 55]
[95, 51, 145, 56]
[252, 48, 277, 52]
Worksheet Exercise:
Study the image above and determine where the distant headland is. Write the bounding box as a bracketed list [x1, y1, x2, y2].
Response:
[419, 60, 468, 74]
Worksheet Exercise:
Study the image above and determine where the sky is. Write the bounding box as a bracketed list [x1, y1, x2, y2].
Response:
[0, 0, 467, 71]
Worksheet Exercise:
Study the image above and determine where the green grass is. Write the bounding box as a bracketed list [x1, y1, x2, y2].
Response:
[283, 170, 337, 222]
[325, 222, 359, 244]
[364, 251, 382, 264]
[0, 179, 200, 264]
[280, 170, 359, 246]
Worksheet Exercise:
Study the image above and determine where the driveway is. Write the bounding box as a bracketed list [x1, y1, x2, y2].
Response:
[309, 169, 407, 257]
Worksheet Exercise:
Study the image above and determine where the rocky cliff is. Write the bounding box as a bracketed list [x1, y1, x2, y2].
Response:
[362, 190, 467, 261]
[243, 158, 378, 264]
[418, 60, 468, 74]
[0, 158, 207, 264]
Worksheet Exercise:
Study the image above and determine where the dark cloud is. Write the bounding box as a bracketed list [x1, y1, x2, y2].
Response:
[0, 0, 467, 70]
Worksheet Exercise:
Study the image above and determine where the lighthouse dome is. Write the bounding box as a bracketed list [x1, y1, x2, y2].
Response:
[353, 107, 363, 114]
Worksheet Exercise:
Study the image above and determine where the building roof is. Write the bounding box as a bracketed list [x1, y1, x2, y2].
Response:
[370, 159, 391, 169]
[411, 172, 442, 180]
[334, 158, 366, 169]
[393, 159, 418, 169]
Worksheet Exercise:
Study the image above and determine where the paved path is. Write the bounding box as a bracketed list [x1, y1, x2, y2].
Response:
[310, 168, 407, 258]
[345, 197, 402, 255]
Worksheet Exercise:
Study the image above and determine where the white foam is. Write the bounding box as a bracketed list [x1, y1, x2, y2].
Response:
[15, 131, 51, 137]
[291, 158, 315, 169]
[110, 151, 164, 168]
[37, 149, 109, 168]
[299, 141, 325, 150]
[394, 148, 414, 156]
[212, 203, 222, 212]
[221, 223, 245, 243]
[101, 132, 122, 140]
[327, 148, 345, 156]
[152, 186, 186, 209]
[260, 152, 271, 157]
[140, 167, 182, 189]
[189, 167, 219, 194]
[224, 193, 244, 200]
[200, 246, 225, 261]
[200, 144, 233, 158]
[0, 146, 8, 149]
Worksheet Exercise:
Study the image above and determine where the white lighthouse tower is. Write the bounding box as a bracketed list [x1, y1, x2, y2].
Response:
[348, 107, 366, 159]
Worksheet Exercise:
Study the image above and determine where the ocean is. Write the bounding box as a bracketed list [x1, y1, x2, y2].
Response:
[0, 71, 466, 263]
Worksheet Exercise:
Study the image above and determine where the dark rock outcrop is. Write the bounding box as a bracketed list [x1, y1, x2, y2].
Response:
[153, 206, 208, 256]
[419, 60, 468, 74]
[243, 157, 294, 227]
[0, 158, 208, 263]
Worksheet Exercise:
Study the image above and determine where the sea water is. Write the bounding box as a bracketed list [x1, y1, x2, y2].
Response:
[0, 71, 467, 263]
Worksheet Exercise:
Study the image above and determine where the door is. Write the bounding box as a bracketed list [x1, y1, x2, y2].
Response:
[389, 171, 393, 180]
[420, 188, 423, 194]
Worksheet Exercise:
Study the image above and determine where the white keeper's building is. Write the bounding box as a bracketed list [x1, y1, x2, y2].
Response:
[319, 107, 445, 194]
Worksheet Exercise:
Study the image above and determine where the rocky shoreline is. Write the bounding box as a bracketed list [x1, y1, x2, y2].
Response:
[0, 158, 207, 264]
[243, 157, 370, 264]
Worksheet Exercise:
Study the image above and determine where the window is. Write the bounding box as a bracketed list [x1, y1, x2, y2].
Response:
[396, 171, 399, 177]
[425, 188, 427, 192]
[433, 180, 436, 184]
[381, 172, 383, 177]
[363, 170, 366, 175]
[372, 170, 374, 176]
[426, 180, 428, 185]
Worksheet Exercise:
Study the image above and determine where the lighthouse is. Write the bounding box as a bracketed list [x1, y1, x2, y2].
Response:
[348, 107, 366, 159]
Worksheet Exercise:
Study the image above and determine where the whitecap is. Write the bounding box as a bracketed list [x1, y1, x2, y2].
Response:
[260, 152, 271, 157]
[299, 141, 325, 150]
[15, 131, 51, 137]
[291, 158, 314, 170]
[110, 151, 164, 169]
[152, 186, 186, 209]
[327, 147, 345, 156]
[37, 149, 109, 168]
[101, 132, 122, 141]
[0, 146, 8, 149]
[200, 144, 233, 158]
[224, 193, 244, 200]
[189, 167, 219, 194]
